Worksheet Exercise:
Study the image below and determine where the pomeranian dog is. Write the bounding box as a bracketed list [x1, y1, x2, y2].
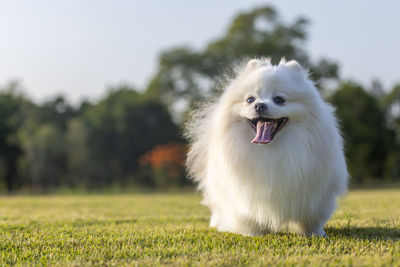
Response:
[185, 58, 348, 236]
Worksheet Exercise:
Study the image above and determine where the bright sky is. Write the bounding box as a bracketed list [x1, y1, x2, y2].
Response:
[1, 0, 399, 103]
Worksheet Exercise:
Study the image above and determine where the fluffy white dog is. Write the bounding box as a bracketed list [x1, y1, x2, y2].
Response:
[185, 58, 348, 236]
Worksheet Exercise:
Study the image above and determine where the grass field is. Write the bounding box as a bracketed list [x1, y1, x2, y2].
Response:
[0, 189, 399, 266]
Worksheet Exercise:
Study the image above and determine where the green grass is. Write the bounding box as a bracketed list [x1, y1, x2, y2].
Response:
[0, 189, 399, 266]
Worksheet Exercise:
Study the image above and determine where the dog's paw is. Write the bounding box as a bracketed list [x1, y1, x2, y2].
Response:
[307, 228, 327, 237]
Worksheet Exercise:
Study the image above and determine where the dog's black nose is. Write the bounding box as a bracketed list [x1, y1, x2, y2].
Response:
[255, 103, 267, 113]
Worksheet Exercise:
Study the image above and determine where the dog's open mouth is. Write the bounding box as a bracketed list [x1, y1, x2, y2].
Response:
[249, 117, 288, 144]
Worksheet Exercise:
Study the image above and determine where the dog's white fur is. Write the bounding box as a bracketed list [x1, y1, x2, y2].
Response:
[186, 58, 348, 236]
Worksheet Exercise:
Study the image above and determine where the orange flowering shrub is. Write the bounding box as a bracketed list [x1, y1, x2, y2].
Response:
[138, 142, 186, 186]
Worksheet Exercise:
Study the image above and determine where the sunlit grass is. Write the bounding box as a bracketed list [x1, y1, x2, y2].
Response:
[0, 189, 399, 266]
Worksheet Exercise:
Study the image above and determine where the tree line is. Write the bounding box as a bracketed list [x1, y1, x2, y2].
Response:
[0, 6, 399, 192]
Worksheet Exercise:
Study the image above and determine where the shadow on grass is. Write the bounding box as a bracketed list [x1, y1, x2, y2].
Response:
[327, 226, 400, 240]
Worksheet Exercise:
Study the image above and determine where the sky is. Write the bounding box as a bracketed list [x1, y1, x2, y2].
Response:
[0, 0, 399, 104]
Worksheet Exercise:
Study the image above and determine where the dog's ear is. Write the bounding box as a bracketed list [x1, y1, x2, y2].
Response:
[285, 60, 302, 72]
[246, 58, 269, 69]
[283, 60, 308, 79]
[246, 59, 262, 69]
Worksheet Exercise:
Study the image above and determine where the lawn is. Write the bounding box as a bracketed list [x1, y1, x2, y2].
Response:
[0, 189, 399, 266]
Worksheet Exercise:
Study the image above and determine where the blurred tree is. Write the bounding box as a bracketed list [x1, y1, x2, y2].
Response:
[1, 83, 183, 191]
[17, 95, 76, 192]
[66, 118, 90, 187]
[383, 84, 400, 180]
[370, 79, 385, 100]
[384, 84, 400, 134]
[0, 82, 26, 192]
[146, 5, 339, 117]
[82, 85, 181, 187]
[329, 82, 396, 183]
[21, 124, 67, 191]
[39, 95, 77, 131]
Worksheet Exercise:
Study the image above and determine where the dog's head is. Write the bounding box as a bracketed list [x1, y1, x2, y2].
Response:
[220, 59, 320, 144]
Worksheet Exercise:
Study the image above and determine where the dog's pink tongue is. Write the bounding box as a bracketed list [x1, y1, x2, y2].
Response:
[251, 121, 273, 144]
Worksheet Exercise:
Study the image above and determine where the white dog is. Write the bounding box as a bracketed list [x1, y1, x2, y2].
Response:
[185, 58, 348, 236]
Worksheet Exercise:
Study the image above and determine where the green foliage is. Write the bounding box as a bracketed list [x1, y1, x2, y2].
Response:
[39, 96, 77, 131]
[0, 189, 399, 265]
[66, 118, 90, 186]
[0, 82, 26, 191]
[23, 124, 68, 190]
[384, 84, 400, 134]
[383, 84, 400, 180]
[0, 82, 183, 192]
[16, 95, 76, 192]
[329, 82, 396, 183]
[79, 86, 182, 188]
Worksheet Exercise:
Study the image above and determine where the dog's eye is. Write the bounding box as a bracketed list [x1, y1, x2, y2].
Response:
[247, 96, 255, 104]
[273, 96, 285, 105]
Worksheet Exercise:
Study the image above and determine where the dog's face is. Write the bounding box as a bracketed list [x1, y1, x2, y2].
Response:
[223, 59, 318, 144]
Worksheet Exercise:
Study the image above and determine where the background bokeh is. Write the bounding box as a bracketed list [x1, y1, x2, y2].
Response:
[0, 3, 399, 193]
